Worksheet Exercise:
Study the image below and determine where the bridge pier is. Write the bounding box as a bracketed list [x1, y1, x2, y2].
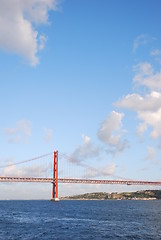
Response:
[51, 150, 59, 201]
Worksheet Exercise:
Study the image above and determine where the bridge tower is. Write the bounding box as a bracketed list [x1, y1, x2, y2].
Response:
[51, 150, 59, 201]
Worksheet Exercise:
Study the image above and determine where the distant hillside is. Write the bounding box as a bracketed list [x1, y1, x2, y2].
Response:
[61, 190, 161, 200]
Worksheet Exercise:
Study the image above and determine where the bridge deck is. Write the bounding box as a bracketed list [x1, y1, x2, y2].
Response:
[0, 176, 161, 186]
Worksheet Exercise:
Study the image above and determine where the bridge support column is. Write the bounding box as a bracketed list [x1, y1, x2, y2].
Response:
[51, 150, 59, 201]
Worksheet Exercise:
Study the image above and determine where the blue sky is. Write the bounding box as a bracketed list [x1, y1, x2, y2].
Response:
[0, 0, 161, 199]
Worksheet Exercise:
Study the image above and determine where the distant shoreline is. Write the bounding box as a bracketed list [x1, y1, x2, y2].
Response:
[60, 198, 158, 201]
[60, 190, 161, 201]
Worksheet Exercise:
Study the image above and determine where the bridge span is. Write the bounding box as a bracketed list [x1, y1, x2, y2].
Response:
[0, 176, 161, 186]
[1, 150, 161, 200]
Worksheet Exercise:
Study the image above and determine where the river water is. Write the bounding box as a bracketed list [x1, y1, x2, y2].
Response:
[0, 200, 161, 239]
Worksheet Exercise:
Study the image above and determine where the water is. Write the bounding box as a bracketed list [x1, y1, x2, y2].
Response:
[0, 200, 161, 239]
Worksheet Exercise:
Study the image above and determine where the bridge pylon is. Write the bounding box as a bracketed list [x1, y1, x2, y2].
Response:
[51, 150, 59, 201]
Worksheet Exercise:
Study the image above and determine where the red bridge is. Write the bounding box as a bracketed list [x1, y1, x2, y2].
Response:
[0, 150, 161, 201]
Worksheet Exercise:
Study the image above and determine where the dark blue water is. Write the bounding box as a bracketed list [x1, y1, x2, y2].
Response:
[0, 200, 161, 239]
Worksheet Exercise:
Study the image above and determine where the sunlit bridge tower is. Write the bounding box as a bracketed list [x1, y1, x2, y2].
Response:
[51, 150, 59, 201]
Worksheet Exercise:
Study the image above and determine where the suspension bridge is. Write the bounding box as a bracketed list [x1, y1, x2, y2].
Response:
[0, 150, 161, 201]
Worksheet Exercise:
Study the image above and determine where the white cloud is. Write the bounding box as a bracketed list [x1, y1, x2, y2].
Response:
[115, 91, 161, 139]
[5, 119, 32, 143]
[137, 122, 148, 138]
[151, 49, 161, 56]
[139, 108, 161, 139]
[68, 113, 129, 163]
[1, 161, 52, 178]
[0, 0, 58, 66]
[70, 134, 100, 164]
[82, 134, 91, 144]
[86, 163, 116, 178]
[103, 163, 116, 175]
[39, 34, 47, 50]
[97, 111, 124, 146]
[115, 91, 161, 112]
[133, 62, 161, 91]
[97, 111, 129, 155]
[133, 34, 148, 52]
[43, 128, 53, 143]
[114, 53, 161, 144]
[151, 49, 161, 64]
[1, 164, 23, 177]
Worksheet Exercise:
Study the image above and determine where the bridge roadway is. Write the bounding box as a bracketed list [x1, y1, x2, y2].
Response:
[0, 176, 161, 186]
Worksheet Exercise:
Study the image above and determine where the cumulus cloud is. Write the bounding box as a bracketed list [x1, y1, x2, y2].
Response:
[106, 140, 129, 156]
[133, 62, 161, 91]
[112, 32, 161, 172]
[115, 90, 161, 140]
[139, 109, 161, 139]
[115, 59, 161, 142]
[97, 111, 129, 154]
[43, 128, 53, 143]
[97, 111, 124, 145]
[70, 134, 101, 164]
[4, 119, 32, 143]
[68, 112, 128, 165]
[0, 0, 58, 65]
[115, 91, 161, 112]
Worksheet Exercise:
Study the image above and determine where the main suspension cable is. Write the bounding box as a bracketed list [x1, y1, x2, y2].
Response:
[0, 152, 54, 169]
